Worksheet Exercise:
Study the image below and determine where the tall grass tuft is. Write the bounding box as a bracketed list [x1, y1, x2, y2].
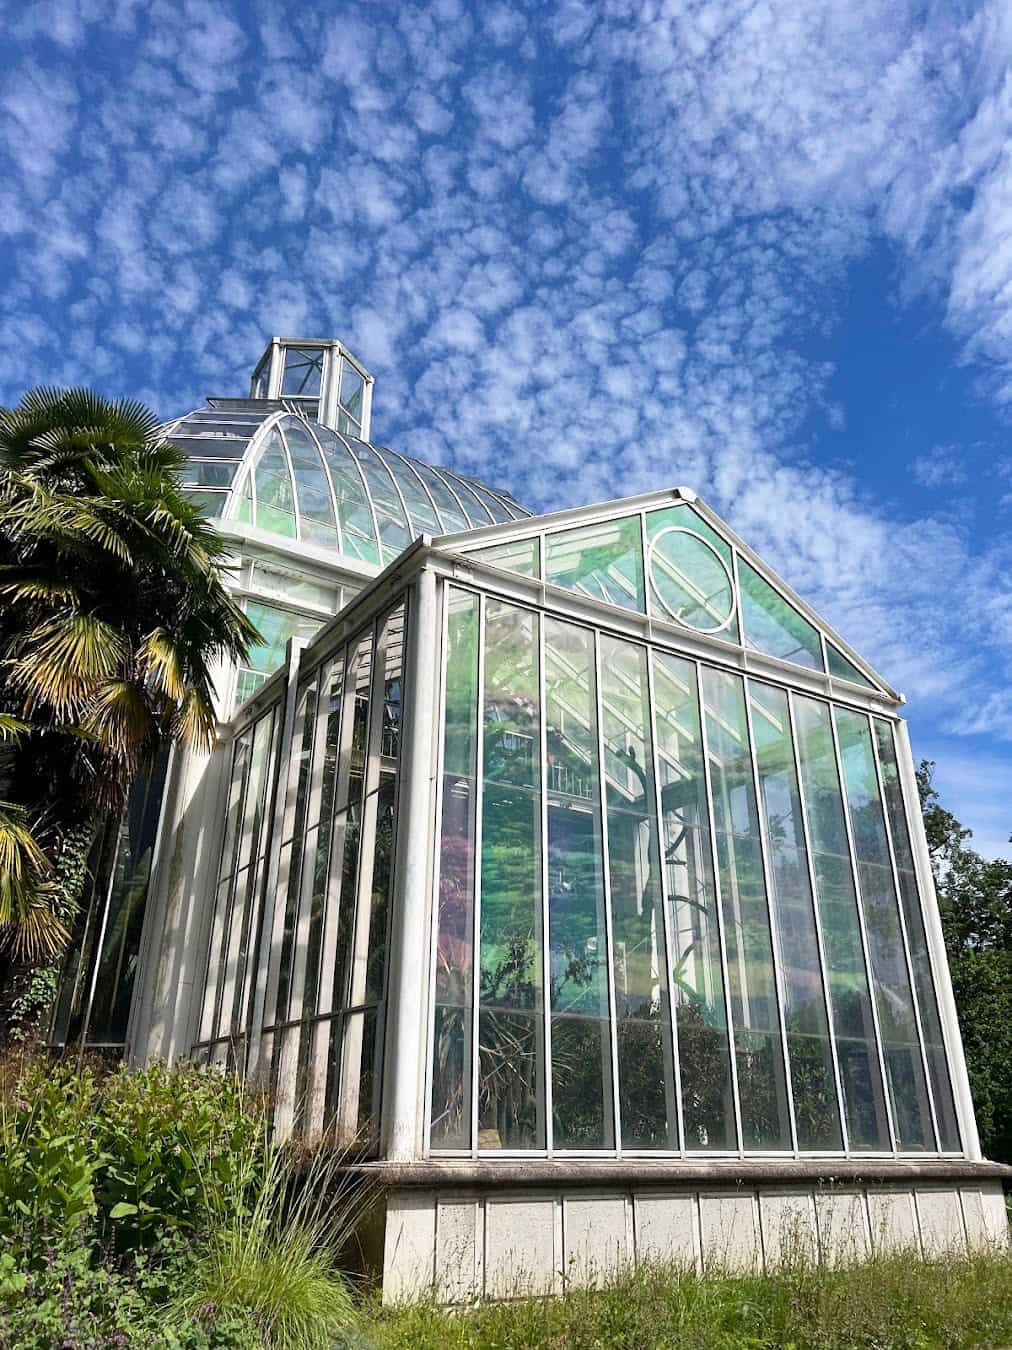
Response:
[172, 1127, 372, 1350]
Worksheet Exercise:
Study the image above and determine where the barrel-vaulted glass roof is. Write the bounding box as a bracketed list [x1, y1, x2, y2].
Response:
[164, 400, 530, 567]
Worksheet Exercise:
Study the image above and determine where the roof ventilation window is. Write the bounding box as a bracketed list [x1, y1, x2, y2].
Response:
[248, 338, 374, 440]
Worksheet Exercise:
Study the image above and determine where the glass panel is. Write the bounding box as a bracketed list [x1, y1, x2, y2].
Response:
[700, 667, 792, 1150]
[431, 590, 479, 1149]
[234, 669, 267, 705]
[281, 346, 325, 397]
[739, 558, 823, 670]
[827, 641, 876, 689]
[470, 537, 541, 578]
[253, 429, 297, 538]
[235, 472, 253, 525]
[242, 602, 322, 677]
[545, 515, 644, 613]
[600, 635, 677, 1149]
[438, 471, 494, 526]
[545, 618, 614, 1150]
[274, 680, 319, 1022]
[406, 457, 470, 533]
[182, 489, 228, 514]
[329, 634, 373, 1014]
[749, 681, 843, 1149]
[372, 446, 442, 535]
[468, 484, 517, 524]
[344, 437, 411, 561]
[314, 426, 381, 565]
[280, 418, 338, 549]
[339, 361, 365, 421]
[793, 696, 891, 1149]
[835, 708, 934, 1150]
[337, 409, 361, 437]
[249, 560, 338, 612]
[872, 720, 960, 1150]
[653, 651, 736, 1150]
[478, 599, 544, 1149]
[646, 505, 738, 640]
[182, 460, 241, 488]
[172, 436, 250, 459]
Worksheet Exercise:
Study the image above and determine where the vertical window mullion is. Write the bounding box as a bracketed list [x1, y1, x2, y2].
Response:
[470, 596, 486, 1158]
[867, 712, 941, 1152]
[785, 691, 850, 1153]
[424, 584, 452, 1153]
[741, 677, 800, 1154]
[645, 648, 686, 1154]
[593, 630, 624, 1157]
[694, 660, 745, 1154]
[210, 731, 255, 1042]
[827, 704, 899, 1152]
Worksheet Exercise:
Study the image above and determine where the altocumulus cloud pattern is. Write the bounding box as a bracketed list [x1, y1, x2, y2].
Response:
[5, 0, 1012, 802]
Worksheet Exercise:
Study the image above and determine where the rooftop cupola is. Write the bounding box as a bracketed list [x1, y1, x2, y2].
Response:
[250, 337, 374, 440]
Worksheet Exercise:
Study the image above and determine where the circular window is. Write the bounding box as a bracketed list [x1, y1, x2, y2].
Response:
[648, 527, 736, 634]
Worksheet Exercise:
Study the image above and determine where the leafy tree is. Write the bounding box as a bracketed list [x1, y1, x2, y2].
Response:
[0, 388, 256, 1016]
[917, 760, 1012, 1163]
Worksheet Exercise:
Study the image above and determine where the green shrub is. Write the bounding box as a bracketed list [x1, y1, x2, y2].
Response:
[0, 1054, 269, 1265]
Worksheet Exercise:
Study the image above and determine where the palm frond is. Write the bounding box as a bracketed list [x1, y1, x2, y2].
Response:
[173, 686, 218, 753]
[83, 679, 158, 760]
[11, 614, 127, 713]
[138, 628, 186, 700]
[0, 801, 68, 960]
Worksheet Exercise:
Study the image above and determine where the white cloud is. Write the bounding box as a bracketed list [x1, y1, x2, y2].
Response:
[910, 445, 969, 488]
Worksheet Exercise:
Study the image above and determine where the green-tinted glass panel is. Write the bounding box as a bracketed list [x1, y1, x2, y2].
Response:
[835, 708, 934, 1150]
[545, 515, 644, 613]
[373, 448, 442, 535]
[478, 599, 544, 1149]
[545, 618, 614, 1150]
[600, 634, 677, 1148]
[409, 458, 469, 533]
[253, 429, 297, 539]
[827, 641, 876, 689]
[339, 362, 364, 420]
[739, 558, 822, 671]
[646, 505, 738, 640]
[431, 591, 479, 1149]
[235, 473, 253, 524]
[345, 438, 410, 561]
[314, 425, 381, 565]
[793, 695, 890, 1149]
[701, 666, 792, 1150]
[243, 602, 322, 676]
[653, 651, 735, 1150]
[281, 418, 338, 548]
[749, 681, 843, 1149]
[470, 536, 541, 579]
[872, 719, 960, 1150]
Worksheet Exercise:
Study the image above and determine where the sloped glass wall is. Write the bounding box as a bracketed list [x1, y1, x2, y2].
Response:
[428, 584, 960, 1157]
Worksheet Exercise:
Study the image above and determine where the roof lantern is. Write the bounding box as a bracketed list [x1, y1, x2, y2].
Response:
[251, 337, 374, 440]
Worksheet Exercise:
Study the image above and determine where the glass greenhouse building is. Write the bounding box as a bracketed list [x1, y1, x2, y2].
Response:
[58, 337, 1008, 1298]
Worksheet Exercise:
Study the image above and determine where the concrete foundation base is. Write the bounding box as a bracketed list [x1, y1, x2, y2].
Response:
[375, 1167, 1008, 1303]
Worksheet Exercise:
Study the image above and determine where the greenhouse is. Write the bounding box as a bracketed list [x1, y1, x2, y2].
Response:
[57, 336, 1008, 1299]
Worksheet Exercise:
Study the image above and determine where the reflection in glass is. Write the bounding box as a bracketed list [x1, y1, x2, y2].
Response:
[701, 667, 792, 1149]
[545, 619, 613, 1149]
[471, 536, 541, 579]
[314, 426, 381, 565]
[739, 559, 822, 670]
[600, 635, 677, 1148]
[280, 419, 338, 549]
[793, 696, 891, 1149]
[282, 346, 324, 396]
[749, 681, 843, 1149]
[653, 651, 735, 1149]
[834, 708, 934, 1150]
[431, 591, 479, 1148]
[546, 516, 644, 613]
[478, 599, 544, 1148]
[646, 506, 738, 639]
[872, 721, 960, 1149]
[253, 429, 297, 538]
[827, 641, 875, 689]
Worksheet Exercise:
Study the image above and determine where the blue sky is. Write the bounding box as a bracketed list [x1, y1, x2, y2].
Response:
[3, 0, 1012, 856]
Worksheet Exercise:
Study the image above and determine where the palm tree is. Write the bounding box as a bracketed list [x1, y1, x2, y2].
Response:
[0, 387, 258, 968]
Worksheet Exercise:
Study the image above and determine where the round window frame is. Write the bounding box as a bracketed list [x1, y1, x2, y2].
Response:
[647, 525, 737, 635]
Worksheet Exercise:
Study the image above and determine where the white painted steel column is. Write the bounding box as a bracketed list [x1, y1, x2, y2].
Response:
[382, 568, 439, 1160]
[893, 720, 982, 1159]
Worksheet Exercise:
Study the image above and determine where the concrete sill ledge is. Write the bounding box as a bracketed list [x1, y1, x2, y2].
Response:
[349, 1156, 1012, 1191]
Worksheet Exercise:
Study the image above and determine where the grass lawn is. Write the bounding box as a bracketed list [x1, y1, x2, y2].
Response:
[363, 1249, 1012, 1349]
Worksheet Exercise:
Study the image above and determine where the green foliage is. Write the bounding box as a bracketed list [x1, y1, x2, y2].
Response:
[371, 1251, 1012, 1349]
[917, 760, 1012, 1164]
[0, 1055, 365, 1349]
[173, 1142, 362, 1350]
